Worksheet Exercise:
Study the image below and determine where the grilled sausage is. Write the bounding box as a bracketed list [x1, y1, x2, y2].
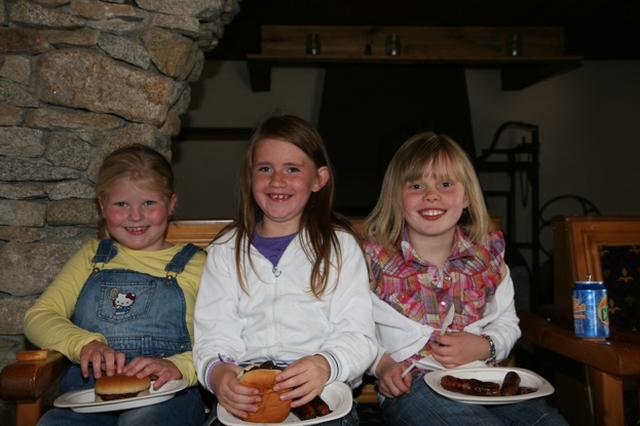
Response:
[292, 395, 333, 420]
[309, 395, 332, 416]
[500, 371, 521, 396]
[292, 402, 316, 420]
[440, 375, 501, 396]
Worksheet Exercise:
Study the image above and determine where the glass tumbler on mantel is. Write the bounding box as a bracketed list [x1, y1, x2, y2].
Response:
[508, 33, 522, 56]
[386, 34, 400, 56]
[306, 33, 321, 55]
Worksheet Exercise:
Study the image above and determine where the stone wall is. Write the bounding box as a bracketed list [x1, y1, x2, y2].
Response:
[0, 0, 239, 422]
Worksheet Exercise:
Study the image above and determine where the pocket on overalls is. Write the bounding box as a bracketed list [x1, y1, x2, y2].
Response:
[97, 280, 156, 323]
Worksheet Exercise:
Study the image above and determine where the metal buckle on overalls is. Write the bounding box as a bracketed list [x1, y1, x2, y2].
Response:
[91, 264, 105, 276]
[164, 272, 177, 285]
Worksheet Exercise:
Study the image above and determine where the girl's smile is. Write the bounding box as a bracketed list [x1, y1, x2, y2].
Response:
[420, 208, 446, 219]
[99, 178, 176, 251]
[252, 138, 328, 236]
[403, 170, 469, 252]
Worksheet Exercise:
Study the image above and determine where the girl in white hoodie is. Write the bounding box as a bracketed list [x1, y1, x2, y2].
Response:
[193, 114, 377, 425]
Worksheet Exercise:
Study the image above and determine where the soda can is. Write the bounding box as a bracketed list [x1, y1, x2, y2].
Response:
[573, 280, 610, 339]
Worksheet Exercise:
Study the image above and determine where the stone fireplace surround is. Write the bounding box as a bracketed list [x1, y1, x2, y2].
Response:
[0, 0, 239, 421]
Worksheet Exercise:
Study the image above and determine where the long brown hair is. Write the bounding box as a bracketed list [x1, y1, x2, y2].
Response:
[364, 132, 491, 250]
[221, 114, 356, 298]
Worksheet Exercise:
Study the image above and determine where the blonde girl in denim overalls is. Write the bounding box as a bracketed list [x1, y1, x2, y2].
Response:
[24, 144, 206, 425]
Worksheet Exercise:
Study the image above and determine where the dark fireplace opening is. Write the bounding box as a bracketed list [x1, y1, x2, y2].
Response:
[317, 65, 475, 216]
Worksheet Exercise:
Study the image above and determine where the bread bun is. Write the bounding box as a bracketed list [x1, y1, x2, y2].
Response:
[94, 374, 151, 402]
[237, 367, 291, 423]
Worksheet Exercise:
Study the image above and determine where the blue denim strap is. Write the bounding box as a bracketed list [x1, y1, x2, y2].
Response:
[165, 243, 202, 274]
[92, 239, 117, 264]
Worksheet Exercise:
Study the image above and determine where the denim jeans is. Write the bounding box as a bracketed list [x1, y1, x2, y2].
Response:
[39, 386, 205, 426]
[379, 371, 569, 426]
[203, 400, 359, 426]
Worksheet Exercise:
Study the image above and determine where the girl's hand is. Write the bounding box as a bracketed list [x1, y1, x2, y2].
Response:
[273, 355, 330, 407]
[123, 357, 182, 390]
[429, 331, 490, 368]
[211, 363, 260, 420]
[79, 340, 125, 379]
[375, 353, 411, 398]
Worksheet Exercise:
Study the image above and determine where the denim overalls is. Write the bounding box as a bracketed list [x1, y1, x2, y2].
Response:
[44, 240, 205, 426]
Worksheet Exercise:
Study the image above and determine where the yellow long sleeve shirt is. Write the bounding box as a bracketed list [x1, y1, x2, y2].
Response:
[23, 239, 205, 386]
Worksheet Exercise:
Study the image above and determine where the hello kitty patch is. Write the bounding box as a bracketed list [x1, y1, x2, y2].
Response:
[107, 287, 136, 316]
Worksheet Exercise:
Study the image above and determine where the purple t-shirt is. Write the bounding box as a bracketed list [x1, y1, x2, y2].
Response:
[252, 231, 297, 267]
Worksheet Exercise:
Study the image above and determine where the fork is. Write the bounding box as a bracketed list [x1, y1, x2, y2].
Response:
[400, 304, 455, 378]
[439, 304, 455, 336]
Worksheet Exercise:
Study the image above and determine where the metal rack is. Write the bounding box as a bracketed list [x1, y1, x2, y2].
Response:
[475, 122, 541, 309]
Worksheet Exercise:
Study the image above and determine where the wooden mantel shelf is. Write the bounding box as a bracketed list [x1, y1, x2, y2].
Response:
[246, 25, 583, 92]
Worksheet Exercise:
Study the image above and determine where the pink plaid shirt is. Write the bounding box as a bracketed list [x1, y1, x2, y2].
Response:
[364, 226, 505, 360]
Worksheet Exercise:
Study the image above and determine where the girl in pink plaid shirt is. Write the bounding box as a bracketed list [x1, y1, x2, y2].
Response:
[362, 132, 568, 425]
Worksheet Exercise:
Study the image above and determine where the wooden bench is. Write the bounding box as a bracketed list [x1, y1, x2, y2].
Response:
[1, 216, 509, 425]
[0, 217, 376, 426]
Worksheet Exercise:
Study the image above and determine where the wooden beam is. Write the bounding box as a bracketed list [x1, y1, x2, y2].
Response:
[259, 25, 568, 59]
[246, 25, 583, 91]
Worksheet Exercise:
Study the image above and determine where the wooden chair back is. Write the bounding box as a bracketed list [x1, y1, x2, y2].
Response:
[164, 217, 365, 248]
[157, 216, 498, 249]
[97, 219, 231, 247]
[162, 220, 233, 248]
[553, 215, 640, 308]
[549, 215, 640, 425]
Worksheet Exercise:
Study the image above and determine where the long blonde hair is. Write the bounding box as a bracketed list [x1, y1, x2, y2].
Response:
[221, 114, 356, 298]
[364, 132, 491, 250]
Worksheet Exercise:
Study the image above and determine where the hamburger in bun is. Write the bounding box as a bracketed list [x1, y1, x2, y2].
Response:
[237, 361, 291, 423]
[94, 374, 151, 402]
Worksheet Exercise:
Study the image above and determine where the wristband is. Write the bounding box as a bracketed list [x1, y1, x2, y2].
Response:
[482, 334, 497, 366]
[206, 353, 236, 392]
[210, 353, 236, 371]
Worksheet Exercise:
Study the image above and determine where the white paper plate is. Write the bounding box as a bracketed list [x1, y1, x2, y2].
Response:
[53, 379, 189, 413]
[424, 367, 554, 405]
[217, 382, 352, 425]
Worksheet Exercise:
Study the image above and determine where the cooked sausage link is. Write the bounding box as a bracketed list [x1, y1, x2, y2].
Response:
[500, 371, 521, 396]
[440, 375, 501, 396]
[310, 395, 332, 416]
[292, 395, 332, 420]
[292, 402, 316, 420]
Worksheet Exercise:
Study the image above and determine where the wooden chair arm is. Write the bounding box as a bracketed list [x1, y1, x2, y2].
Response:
[0, 350, 70, 401]
[518, 309, 640, 376]
[537, 304, 640, 345]
[536, 304, 573, 329]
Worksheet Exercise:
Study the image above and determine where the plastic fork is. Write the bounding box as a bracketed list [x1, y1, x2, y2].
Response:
[440, 304, 455, 335]
[400, 305, 455, 378]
